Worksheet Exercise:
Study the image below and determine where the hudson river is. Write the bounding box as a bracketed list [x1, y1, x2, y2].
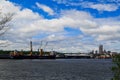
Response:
[0, 59, 113, 80]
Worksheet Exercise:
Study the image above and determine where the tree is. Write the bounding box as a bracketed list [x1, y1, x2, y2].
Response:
[112, 54, 120, 80]
[0, 12, 14, 47]
[0, 13, 13, 36]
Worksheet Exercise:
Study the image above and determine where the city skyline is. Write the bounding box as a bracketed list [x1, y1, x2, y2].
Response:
[0, 0, 120, 53]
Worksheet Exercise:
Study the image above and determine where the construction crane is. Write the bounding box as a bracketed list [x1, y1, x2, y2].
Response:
[39, 41, 48, 56]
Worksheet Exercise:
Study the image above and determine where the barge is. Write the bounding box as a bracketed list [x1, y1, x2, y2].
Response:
[9, 49, 56, 59]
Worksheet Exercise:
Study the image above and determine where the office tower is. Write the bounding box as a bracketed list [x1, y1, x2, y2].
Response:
[99, 45, 103, 54]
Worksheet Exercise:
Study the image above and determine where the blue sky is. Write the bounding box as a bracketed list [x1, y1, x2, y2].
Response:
[0, 0, 120, 53]
[9, 0, 120, 18]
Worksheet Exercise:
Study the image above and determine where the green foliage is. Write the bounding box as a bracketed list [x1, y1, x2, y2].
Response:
[0, 50, 38, 55]
[0, 50, 11, 54]
[112, 54, 120, 80]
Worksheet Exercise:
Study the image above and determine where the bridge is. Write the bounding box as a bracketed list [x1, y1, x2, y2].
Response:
[64, 53, 91, 59]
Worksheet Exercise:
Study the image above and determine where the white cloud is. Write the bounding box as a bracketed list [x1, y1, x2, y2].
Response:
[74, 2, 119, 12]
[0, 0, 120, 52]
[52, 0, 68, 4]
[36, 2, 54, 15]
[85, 3, 119, 11]
[0, 0, 20, 14]
[53, 0, 119, 12]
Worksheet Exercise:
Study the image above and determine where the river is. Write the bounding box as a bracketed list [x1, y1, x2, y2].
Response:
[0, 59, 113, 80]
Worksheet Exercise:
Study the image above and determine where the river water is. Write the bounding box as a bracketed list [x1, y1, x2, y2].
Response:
[0, 59, 113, 80]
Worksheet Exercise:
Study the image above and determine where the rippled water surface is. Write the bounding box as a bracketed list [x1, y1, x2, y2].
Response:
[0, 59, 113, 80]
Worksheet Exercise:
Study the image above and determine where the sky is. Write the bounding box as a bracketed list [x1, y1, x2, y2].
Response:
[0, 0, 120, 53]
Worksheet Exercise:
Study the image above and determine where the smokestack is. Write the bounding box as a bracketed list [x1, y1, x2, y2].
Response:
[30, 41, 33, 56]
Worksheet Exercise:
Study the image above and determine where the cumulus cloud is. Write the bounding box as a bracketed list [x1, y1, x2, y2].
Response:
[36, 2, 54, 15]
[0, 0, 20, 14]
[0, 0, 120, 52]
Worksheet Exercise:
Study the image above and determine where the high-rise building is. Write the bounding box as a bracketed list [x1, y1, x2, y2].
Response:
[99, 45, 103, 54]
